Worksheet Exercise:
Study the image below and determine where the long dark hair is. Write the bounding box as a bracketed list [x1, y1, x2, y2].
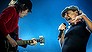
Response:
[14, 0, 32, 13]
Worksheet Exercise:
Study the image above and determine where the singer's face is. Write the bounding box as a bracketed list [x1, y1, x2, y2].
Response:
[64, 10, 78, 24]
[67, 10, 78, 19]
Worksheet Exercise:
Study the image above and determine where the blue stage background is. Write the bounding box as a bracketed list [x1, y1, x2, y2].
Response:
[0, 0, 92, 52]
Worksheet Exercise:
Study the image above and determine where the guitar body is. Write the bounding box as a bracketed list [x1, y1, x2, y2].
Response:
[7, 47, 18, 52]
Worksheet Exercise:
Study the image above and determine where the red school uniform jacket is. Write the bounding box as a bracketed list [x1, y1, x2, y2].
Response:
[0, 6, 19, 39]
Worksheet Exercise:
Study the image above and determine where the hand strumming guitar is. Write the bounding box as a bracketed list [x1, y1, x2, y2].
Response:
[6, 34, 17, 47]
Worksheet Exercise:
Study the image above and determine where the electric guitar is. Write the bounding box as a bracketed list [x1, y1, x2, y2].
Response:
[5, 36, 45, 52]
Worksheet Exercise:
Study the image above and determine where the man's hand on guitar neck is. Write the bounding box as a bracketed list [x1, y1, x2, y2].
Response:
[30, 38, 37, 45]
[6, 34, 17, 47]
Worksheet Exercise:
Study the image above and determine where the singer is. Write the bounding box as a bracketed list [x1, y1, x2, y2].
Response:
[58, 5, 92, 52]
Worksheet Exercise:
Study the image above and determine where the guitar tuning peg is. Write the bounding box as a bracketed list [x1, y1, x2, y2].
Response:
[40, 43, 44, 46]
[39, 36, 43, 38]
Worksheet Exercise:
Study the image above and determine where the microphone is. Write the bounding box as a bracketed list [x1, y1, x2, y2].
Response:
[58, 23, 66, 31]
[62, 23, 66, 30]
[63, 23, 66, 26]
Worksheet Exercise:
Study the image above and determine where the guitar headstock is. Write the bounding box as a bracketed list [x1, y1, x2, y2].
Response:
[38, 36, 45, 45]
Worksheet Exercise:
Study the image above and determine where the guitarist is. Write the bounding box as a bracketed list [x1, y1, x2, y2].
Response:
[0, 0, 37, 52]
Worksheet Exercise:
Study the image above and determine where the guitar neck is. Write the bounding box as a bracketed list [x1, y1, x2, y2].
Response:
[17, 40, 33, 45]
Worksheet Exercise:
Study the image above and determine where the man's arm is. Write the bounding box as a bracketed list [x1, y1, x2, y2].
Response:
[78, 10, 92, 31]
[0, 7, 14, 36]
[58, 30, 65, 46]
[58, 23, 66, 46]
[81, 15, 92, 31]
[6, 34, 17, 47]
[72, 10, 92, 32]
[10, 27, 27, 48]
